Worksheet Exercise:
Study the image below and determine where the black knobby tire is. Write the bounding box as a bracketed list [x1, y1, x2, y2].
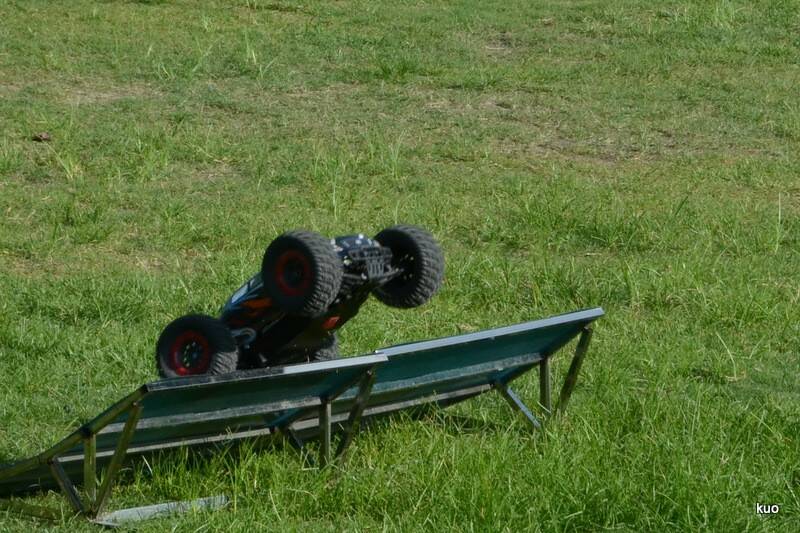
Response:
[261, 230, 343, 317]
[156, 314, 239, 378]
[311, 334, 339, 362]
[373, 225, 445, 308]
[271, 334, 339, 365]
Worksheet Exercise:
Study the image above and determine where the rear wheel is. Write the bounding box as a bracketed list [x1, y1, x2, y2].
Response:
[262, 230, 343, 317]
[373, 225, 444, 308]
[156, 314, 239, 378]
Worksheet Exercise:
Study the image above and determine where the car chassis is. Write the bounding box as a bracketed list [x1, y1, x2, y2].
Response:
[156, 226, 444, 378]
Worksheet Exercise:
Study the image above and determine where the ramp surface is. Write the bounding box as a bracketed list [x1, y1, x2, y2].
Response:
[289, 307, 604, 435]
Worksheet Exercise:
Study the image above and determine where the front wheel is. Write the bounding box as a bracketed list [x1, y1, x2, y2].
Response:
[373, 225, 444, 308]
[156, 314, 239, 378]
[261, 230, 343, 317]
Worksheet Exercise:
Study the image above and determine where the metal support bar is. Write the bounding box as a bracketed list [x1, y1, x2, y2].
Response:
[92, 402, 142, 516]
[272, 364, 385, 438]
[557, 327, 593, 415]
[92, 495, 229, 527]
[318, 401, 332, 467]
[83, 388, 146, 435]
[83, 434, 96, 505]
[0, 432, 85, 483]
[335, 370, 376, 459]
[276, 426, 304, 451]
[49, 458, 85, 514]
[539, 357, 552, 416]
[496, 384, 541, 430]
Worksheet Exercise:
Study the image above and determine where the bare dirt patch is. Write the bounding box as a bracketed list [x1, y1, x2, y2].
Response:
[63, 81, 162, 106]
[485, 31, 515, 55]
[0, 81, 24, 96]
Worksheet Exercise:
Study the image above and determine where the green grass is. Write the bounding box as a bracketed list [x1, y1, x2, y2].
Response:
[0, 0, 798, 530]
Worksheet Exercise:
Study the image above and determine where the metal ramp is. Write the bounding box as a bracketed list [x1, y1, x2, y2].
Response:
[0, 307, 603, 524]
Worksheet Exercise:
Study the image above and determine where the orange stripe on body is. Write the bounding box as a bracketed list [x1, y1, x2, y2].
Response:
[242, 298, 272, 310]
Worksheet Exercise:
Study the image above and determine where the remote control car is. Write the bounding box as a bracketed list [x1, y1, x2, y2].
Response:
[156, 225, 444, 378]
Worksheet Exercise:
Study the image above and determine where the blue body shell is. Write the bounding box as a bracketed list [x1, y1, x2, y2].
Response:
[219, 235, 396, 367]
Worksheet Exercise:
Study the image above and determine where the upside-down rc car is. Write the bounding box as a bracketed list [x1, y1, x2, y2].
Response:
[156, 225, 444, 378]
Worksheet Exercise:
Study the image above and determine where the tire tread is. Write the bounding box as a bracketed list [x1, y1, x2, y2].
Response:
[156, 314, 239, 378]
[262, 230, 343, 316]
[373, 225, 444, 308]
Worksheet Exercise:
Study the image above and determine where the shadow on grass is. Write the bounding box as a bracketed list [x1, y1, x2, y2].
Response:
[346, 402, 537, 442]
[0, 400, 539, 508]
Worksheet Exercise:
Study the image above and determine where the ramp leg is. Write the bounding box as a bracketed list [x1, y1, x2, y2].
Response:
[83, 434, 96, 504]
[335, 370, 376, 459]
[49, 458, 85, 514]
[496, 384, 541, 430]
[539, 357, 552, 416]
[92, 402, 142, 516]
[319, 401, 332, 467]
[557, 327, 593, 415]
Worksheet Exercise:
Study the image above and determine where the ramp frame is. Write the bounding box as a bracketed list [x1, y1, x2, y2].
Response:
[0, 355, 386, 523]
[0, 309, 601, 524]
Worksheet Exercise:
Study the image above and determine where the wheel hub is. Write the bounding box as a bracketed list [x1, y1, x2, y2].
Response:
[275, 250, 312, 296]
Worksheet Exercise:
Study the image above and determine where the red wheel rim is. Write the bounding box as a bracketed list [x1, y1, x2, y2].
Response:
[274, 250, 312, 296]
[169, 331, 211, 376]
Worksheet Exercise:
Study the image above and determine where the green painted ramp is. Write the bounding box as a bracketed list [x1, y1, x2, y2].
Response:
[0, 307, 603, 523]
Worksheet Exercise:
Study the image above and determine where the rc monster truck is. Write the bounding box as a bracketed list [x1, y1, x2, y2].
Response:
[156, 225, 444, 378]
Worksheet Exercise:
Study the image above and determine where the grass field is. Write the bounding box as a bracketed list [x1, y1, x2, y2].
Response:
[1, 0, 798, 530]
